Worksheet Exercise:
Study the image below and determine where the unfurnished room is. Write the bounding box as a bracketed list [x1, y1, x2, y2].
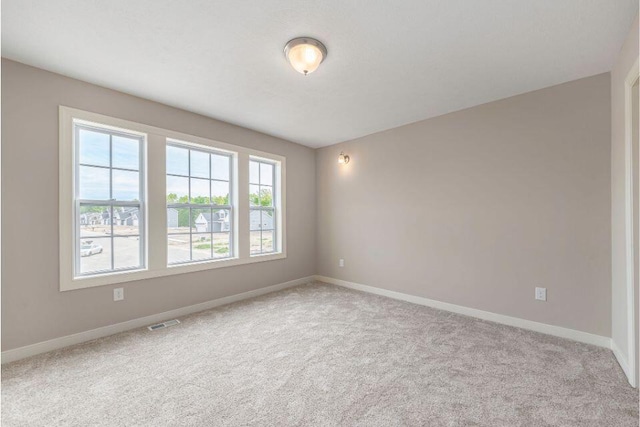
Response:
[1, 1, 640, 426]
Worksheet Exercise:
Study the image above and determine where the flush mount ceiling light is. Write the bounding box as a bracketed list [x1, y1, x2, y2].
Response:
[284, 37, 327, 75]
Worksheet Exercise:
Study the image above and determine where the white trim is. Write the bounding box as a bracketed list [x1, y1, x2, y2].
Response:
[59, 106, 287, 291]
[1, 276, 314, 364]
[316, 276, 611, 348]
[612, 339, 633, 383]
[623, 57, 639, 387]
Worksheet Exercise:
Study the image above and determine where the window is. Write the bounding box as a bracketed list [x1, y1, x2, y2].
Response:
[166, 142, 233, 264]
[75, 123, 145, 276]
[60, 107, 286, 291]
[250, 159, 276, 255]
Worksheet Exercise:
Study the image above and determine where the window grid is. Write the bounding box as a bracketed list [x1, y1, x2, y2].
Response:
[74, 124, 145, 277]
[250, 159, 277, 255]
[167, 142, 233, 265]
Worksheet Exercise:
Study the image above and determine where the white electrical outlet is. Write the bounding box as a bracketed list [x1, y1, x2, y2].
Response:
[535, 287, 547, 301]
[113, 288, 124, 301]
[339, 259, 345, 267]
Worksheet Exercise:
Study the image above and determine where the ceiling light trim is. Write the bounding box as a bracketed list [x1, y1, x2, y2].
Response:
[284, 37, 328, 75]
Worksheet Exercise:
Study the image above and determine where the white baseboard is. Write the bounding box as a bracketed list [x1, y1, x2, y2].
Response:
[1, 276, 314, 364]
[2, 275, 619, 375]
[316, 275, 611, 349]
[611, 339, 636, 387]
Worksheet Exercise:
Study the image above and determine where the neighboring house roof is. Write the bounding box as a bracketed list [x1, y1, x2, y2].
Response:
[196, 211, 227, 223]
[114, 207, 139, 221]
[197, 212, 212, 223]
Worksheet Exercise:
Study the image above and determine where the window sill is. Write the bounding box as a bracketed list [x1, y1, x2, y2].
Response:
[62, 252, 286, 291]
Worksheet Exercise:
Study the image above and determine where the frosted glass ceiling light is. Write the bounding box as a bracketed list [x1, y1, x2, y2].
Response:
[284, 37, 327, 75]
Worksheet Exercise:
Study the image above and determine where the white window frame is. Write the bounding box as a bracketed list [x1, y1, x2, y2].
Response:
[74, 122, 147, 277]
[60, 106, 286, 291]
[249, 157, 279, 256]
[166, 140, 235, 265]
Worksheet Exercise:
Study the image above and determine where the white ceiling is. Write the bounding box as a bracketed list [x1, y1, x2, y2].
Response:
[2, 1, 638, 148]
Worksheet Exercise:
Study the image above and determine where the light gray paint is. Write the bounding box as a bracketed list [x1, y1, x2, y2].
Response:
[610, 14, 639, 385]
[1, 59, 317, 351]
[2, 0, 637, 148]
[0, 60, 621, 352]
[317, 74, 612, 336]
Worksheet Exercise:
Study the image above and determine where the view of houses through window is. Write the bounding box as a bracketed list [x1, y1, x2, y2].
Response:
[76, 124, 144, 275]
[70, 113, 283, 285]
[249, 159, 276, 255]
[166, 142, 233, 264]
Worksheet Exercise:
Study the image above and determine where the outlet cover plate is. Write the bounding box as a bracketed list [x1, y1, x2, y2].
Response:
[535, 287, 547, 301]
[114, 288, 124, 301]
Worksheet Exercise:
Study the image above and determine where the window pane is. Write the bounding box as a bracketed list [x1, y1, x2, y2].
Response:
[249, 161, 259, 184]
[250, 209, 261, 231]
[190, 178, 210, 204]
[212, 209, 230, 232]
[211, 181, 229, 205]
[212, 232, 230, 258]
[79, 205, 110, 237]
[167, 145, 189, 176]
[192, 208, 212, 233]
[79, 166, 110, 200]
[250, 231, 262, 254]
[79, 237, 111, 274]
[211, 154, 230, 181]
[168, 234, 190, 264]
[262, 230, 274, 253]
[190, 150, 210, 179]
[112, 136, 139, 170]
[249, 184, 260, 207]
[112, 206, 141, 235]
[112, 170, 140, 201]
[192, 233, 212, 260]
[78, 128, 109, 167]
[259, 186, 273, 207]
[167, 207, 190, 233]
[260, 163, 273, 186]
[75, 123, 146, 278]
[250, 160, 278, 257]
[167, 175, 188, 203]
[261, 210, 275, 230]
[114, 236, 140, 270]
[165, 142, 237, 266]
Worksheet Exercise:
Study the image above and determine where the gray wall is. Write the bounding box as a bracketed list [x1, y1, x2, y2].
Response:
[0, 58, 618, 351]
[610, 14, 639, 384]
[317, 74, 612, 337]
[1, 59, 317, 351]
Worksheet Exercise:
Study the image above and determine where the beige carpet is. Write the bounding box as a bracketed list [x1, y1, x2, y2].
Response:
[2, 282, 638, 426]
